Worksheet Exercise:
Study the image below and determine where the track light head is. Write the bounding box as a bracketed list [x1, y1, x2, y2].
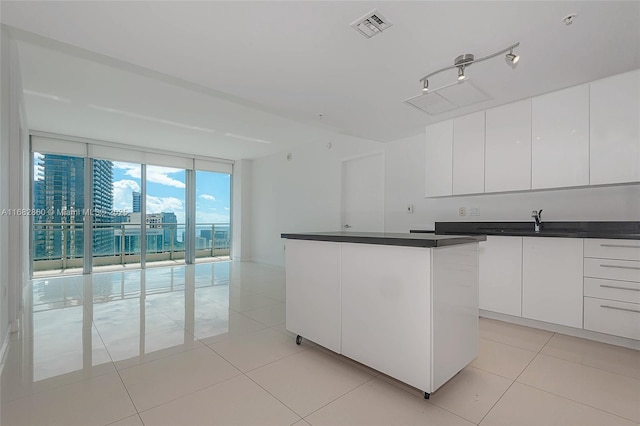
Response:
[457, 66, 467, 81]
[505, 49, 520, 66]
[422, 79, 429, 92]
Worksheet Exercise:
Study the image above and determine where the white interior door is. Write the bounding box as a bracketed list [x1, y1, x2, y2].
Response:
[341, 153, 384, 232]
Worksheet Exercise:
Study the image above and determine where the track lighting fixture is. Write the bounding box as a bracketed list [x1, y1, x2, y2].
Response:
[419, 42, 520, 93]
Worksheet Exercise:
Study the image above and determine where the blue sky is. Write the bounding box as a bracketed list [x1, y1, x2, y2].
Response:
[112, 162, 230, 224]
[33, 154, 230, 224]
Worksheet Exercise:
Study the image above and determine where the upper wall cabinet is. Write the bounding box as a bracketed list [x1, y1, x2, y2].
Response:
[532, 84, 589, 189]
[590, 70, 640, 185]
[453, 112, 485, 195]
[425, 120, 453, 197]
[485, 99, 532, 193]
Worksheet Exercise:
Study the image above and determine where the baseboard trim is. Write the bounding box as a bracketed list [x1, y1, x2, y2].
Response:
[479, 310, 640, 351]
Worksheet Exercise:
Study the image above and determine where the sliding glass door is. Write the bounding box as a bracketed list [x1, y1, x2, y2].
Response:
[30, 135, 233, 276]
[145, 165, 186, 266]
[32, 152, 85, 274]
[195, 170, 231, 260]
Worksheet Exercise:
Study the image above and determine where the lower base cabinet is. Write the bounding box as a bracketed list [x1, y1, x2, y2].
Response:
[522, 237, 584, 328]
[285, 240, 341, 353]
[479, 236, 523, 316]
[583, 239, 640, 341]
[286, 240, 479, 395]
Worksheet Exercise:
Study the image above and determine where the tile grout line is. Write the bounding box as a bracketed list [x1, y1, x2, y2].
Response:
[91, 316, 142, 418]
[515, 332, 640, 424]
[300, 374, 380, 421]
[476, 331, 556, 425]
[515, 381, 640, 424]
[133, 373, 243, 417]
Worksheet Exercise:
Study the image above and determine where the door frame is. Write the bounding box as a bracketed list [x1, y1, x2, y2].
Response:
[340, 151, 386, 232]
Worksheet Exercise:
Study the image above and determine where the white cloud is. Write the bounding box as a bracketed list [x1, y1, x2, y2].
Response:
[146, 195, 184, 221]
[200, 194, 216, 201]
[113, 163, 185, 189]
[224, 207, 230, 211]
[147, 166, 185, 189]
[113, 179, 140, 212]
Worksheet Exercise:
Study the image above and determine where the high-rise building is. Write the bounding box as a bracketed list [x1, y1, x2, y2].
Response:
[33, 154, 114, 260]
[132, 191, 141, 213]
[161, 212, 177, 249]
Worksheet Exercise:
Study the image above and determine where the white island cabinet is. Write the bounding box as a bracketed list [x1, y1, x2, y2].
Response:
[283, 232, 482, 398]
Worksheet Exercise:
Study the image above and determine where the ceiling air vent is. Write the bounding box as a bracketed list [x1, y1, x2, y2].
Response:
[351, 9, 393, 38]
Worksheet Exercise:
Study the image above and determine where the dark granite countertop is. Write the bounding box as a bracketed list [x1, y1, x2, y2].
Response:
[281, 232, 486, 248]
[414, 222, 640, 240]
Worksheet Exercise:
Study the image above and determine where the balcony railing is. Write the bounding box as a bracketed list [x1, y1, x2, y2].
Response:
[33, 222, 230, 272]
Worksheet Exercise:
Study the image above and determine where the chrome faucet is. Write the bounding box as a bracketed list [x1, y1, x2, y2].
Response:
[531, 209, 543, 232]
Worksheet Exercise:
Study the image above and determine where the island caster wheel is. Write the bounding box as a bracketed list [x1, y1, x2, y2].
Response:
[424, 392, 430, 400]
[296, 335, 303, 345]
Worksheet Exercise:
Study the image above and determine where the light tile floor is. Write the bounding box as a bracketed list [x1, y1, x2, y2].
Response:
[2, 261, 639, 425]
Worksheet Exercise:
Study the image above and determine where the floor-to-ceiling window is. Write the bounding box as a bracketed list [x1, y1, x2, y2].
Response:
[145, 165, 186, 266]
[195, 170, 231, 260]
[32, 152, 85, 273]
[92, 161, 143, 268]
[30, 134, 233, 276]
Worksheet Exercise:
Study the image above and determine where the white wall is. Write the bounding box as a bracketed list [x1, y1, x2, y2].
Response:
[0, 27, 29, 358]
[250, 135, 383, 265]
[250, 131, 640, 267]
[231, 159, 252, 261]
[0, 27, 11, 353]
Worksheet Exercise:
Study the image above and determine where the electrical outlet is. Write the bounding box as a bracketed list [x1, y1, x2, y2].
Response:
[459, 207, 466, 216]
[406, 204, 414, 214]
[469, 207, 480, 216]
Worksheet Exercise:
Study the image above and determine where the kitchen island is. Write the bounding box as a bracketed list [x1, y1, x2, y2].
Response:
[281, 232, 486, 399]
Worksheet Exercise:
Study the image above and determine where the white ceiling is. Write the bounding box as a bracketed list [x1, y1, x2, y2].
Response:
[2, 1, 639, 160]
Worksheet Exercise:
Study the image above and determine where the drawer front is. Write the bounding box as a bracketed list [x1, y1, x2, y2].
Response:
[584, 297, 640, 340]
[584, 258, 640, 283]
[584, 277, 640, 304]
[584, 239, 640, 261]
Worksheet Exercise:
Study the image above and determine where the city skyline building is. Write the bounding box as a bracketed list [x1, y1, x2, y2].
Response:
[34, 154, 114, 259]
[132, 191, 141, 213]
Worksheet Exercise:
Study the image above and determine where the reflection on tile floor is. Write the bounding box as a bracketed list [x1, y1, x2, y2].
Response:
[2, 261, 639, 425]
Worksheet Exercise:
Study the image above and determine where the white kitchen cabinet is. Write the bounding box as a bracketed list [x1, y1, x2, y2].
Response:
[479, 236, 523, 316]
[285, 239, 342, 353]
[340, 242, 479, 393]
[285, 236, 480, 396]
[583, 238, 640, 340]
[485, 99, 532, 193]
[425, 120, 453, 197]
[522, 237, 584, 328]
[590, 69, 640, 185]
[453, 112, 485, 195]
[532, 84, 589, 189]
[341, 244, 432, 390]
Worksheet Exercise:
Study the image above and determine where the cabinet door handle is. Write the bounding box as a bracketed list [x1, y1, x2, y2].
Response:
[600, 305, 640, 314]
[600, 284, 640, 292]
[600, 264, 640, 271]
[600, 244, 640, 249]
